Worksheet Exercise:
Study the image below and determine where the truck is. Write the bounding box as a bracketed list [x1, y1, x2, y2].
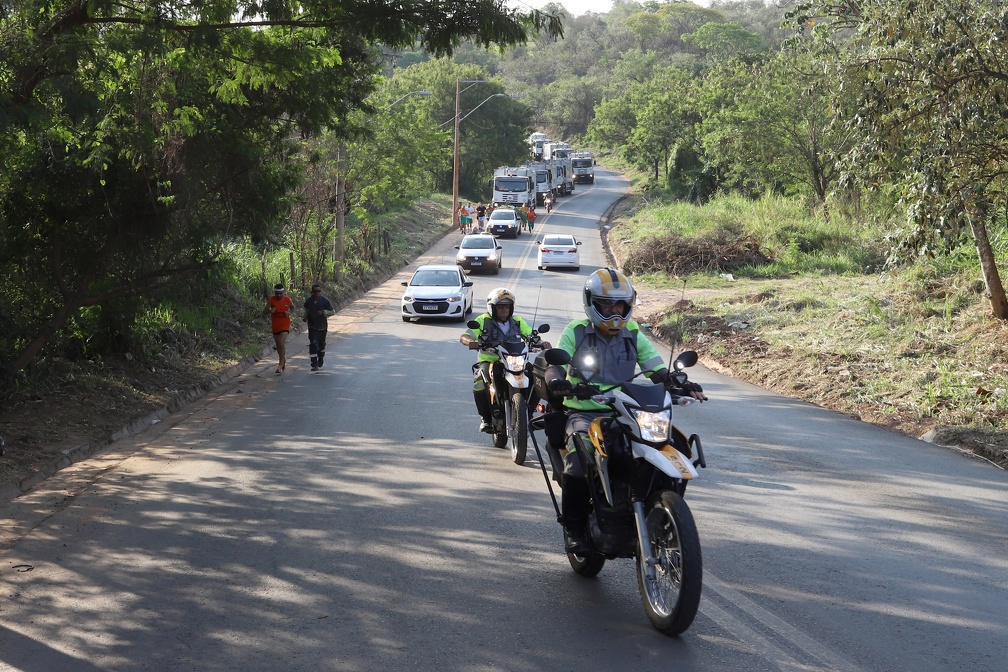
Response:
[571, 151, 595, 184]
[491, 166, 535, 207]
[528, 132, 550, 161]
[525, 161, 558, 206]
[542, 141, 574, 195]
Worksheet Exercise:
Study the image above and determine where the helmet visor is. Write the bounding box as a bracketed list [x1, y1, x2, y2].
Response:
[592, 298, 631, 318]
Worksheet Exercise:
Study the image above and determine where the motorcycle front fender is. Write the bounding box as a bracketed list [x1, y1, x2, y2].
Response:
[503, 371, 530, 389]
[632, 442, 698, 480]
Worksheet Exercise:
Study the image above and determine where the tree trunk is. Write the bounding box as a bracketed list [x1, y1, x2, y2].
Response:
[971, 218, 1008, 320]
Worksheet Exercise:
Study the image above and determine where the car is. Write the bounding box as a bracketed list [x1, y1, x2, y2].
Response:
[401, 264, 474, 322]
[487, 207, 522, 238]
[537, 234, 581, 270]
[455, 234, 503, 274]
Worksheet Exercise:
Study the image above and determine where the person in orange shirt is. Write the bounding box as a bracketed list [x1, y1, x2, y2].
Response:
[267, 283, 295, 373]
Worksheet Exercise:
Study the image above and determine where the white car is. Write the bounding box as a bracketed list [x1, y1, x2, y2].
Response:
[401, 264, 474, 322]
[487, 207, 522, 238]
[455, 234, 503, 274]
[537, 234, 581, 270]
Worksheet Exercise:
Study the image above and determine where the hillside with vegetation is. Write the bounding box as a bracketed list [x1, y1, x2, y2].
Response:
[2, 1, 1006, 486]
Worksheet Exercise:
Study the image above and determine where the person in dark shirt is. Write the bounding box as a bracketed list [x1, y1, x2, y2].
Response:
[303, 283, 335, 371]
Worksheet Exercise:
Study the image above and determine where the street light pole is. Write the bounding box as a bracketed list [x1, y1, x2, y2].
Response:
[451, 81, 508, 229]
[452, 78, 462, 229]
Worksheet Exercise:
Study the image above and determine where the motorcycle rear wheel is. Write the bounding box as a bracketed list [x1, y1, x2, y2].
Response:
[509, 391, 528, 464]
[637, 490, 702, 636]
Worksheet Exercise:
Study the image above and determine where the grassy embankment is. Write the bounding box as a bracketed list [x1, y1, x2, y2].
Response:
[606, 192, 1008, 466]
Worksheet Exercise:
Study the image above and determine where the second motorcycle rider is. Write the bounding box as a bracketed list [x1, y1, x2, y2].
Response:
[461, 288, 546, 433]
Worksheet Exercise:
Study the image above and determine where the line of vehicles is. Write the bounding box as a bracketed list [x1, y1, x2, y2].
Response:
[490, 133, 595, 208]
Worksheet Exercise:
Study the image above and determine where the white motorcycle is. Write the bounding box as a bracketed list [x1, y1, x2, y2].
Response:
[530, 348, 708, 636]
[469, 321, 549, 464]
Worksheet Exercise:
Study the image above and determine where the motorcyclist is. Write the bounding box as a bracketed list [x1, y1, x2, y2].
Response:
[543, 268, 706, 555]
[460, 288, 545, 433]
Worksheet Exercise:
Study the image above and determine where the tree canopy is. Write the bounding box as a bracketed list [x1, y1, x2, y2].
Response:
[0, 1, 562, 375]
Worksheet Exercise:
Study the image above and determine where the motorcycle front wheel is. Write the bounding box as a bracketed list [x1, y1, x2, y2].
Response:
[509, 391, 528, 464]
[637, 490, 702, 637]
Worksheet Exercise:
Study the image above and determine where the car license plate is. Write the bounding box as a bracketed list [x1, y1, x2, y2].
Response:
[422, 305, 439, 311]
[471, 261, 482, 265]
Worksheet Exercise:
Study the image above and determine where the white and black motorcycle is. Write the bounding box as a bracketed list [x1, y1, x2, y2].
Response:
[469, 321, 549, 464]
[529, 348, 707, 636]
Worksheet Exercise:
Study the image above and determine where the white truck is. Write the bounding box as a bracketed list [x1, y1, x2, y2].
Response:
[542, 141, 574, 195]
[571, 151, 595, 184]
[528, 132, 550, 161]
[491, 166, 535, 207]
[525, 161, 557, 206]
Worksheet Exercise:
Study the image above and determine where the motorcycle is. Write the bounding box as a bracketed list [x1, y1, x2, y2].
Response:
[469, 320, 550, 464]
[529, 348, 708, 636]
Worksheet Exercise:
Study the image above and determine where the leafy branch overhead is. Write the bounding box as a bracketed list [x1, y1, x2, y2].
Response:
[0, 0, 561, 376]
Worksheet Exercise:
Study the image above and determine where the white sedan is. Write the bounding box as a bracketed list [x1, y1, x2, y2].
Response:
[401, 265, 474, 322]
[537, 234, 581, 270]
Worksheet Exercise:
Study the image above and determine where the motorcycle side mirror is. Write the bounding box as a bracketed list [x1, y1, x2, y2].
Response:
[543, 348, 571, 366]
[466, 320, 480, 330]
[674, 350, 699, 371]
[536, 324, 550, 334]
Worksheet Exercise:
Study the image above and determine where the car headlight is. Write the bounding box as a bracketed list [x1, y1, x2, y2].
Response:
[402, 295, 414, 302]
[628, 407, 671, 442]
[446, 293, 463, 303]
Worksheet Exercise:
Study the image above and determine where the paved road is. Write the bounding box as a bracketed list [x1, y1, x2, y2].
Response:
[2, 170, 1007, 671]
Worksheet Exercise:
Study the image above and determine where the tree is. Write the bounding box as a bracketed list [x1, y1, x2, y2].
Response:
[795, 0, 1008, 319]
[0, 1, 563, 374]
[699, 48, 848, 205]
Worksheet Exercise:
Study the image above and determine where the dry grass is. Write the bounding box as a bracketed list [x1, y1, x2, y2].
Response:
[608, 194, 1008, 469]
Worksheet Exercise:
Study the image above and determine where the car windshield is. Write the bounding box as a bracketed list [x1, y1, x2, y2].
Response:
[490, 210, 516, 220]
[543, 235, 574, 246]
[462, 237, 495, 249]
[411, 270, 460, 286]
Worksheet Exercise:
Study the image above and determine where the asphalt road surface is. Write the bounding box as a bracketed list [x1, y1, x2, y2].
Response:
[2, 170, 1007, 671]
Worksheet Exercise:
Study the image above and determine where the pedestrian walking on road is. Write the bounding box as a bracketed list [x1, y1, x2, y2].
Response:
[303, 283, 335, 371]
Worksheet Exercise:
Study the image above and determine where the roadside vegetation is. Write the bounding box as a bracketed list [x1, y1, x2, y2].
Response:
[4, 1, 1008, 486]
[605, 192, 1008, 467]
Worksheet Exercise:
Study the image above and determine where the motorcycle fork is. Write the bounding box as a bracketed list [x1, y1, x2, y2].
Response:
[634, 498, 658, 580]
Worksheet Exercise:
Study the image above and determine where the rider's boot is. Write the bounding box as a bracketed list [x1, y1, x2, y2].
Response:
[474, 390, 493, 433]
[561, 475, 592, 555]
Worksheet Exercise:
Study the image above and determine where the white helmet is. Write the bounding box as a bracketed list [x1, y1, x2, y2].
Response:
[487, 287, 516, 320]
[583, 268, 635, 336]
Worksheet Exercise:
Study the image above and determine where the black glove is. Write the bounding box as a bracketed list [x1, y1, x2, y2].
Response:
[681, 381, 703, 395]
[548, 378, 573, 394]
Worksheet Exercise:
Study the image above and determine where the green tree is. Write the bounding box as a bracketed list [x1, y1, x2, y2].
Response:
[699, 49, 847, 205]
[795, 0, 1008, 319]
[0, 1, 562, 374]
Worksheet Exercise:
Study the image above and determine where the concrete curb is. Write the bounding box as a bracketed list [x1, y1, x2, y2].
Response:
[0, 346, 272, 505]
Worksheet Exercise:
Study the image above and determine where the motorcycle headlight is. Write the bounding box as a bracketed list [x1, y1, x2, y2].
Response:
[503, 353, 527, 372]
[628, 407, 671, 442]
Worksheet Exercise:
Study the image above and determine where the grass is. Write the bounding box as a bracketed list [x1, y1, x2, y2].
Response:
[608, 191, 1008, 466]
